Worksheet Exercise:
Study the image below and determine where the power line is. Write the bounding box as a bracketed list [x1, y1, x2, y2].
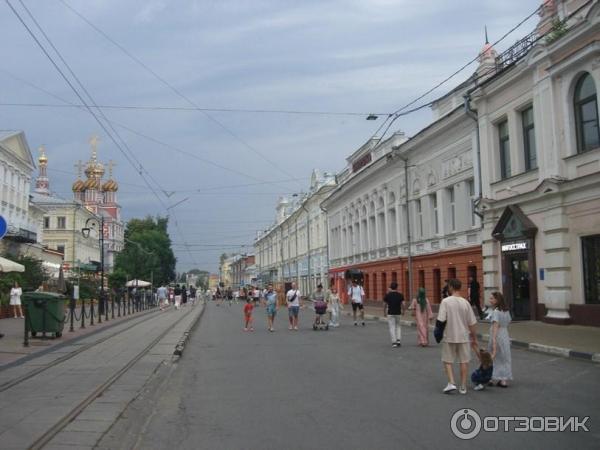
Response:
[59, 0, 304, 189]
[0, 101, 390, 118]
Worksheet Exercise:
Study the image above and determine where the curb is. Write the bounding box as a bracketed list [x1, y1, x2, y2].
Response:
[344, 311, 600, 363]
[173, 303, 206, 356]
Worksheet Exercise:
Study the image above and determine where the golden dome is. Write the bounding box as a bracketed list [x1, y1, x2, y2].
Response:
[102, 179, 119, 192]
[38, 146, 48, 165]
[84, 177, 101, 190]
[72, 179, 85, 192]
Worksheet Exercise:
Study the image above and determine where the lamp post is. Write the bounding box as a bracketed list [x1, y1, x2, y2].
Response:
[82, 215, 105, 321]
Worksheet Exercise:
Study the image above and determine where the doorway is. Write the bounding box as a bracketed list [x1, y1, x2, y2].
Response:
[509, 255, 531, 320]
[433, 269, 441, 304]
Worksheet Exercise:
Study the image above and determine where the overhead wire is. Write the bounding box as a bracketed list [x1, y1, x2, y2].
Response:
[59, 0, 304, 189]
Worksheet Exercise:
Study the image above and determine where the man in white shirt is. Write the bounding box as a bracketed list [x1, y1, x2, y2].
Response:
[437, 278, 480, 395]
[286, 282, 301, 330]
[157, 285, 168, 311]
[347, 279, 365, 326]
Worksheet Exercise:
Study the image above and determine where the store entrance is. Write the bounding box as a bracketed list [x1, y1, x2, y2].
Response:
[509, 254, 531, 320]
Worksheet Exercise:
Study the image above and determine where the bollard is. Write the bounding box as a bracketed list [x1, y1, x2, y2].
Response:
[69, 297, 75, 332]
[81, 297, 86, 329]
[98, 297, 102, 324]
[23, 301, 29, 347]
[90, 298, 94, 326]
[105, 294, 109, 322]
[42, 300, 47, 340]
[111, 295, 115, 319]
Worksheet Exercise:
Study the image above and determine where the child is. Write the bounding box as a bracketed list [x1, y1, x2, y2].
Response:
[471, 349, 494, 391]
[243, 298, 254, 331]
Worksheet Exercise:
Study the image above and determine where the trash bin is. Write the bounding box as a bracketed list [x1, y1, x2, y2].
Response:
[23, 292, 67, 338]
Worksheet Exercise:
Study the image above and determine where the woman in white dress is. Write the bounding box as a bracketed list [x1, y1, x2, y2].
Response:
[10, 281, 24, 318]
[488, 291, 513, 387]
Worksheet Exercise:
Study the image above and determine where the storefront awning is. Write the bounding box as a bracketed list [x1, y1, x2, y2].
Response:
[0, 256, 25, 272]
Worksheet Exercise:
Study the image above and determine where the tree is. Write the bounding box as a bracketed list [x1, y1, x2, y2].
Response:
[112, 216, 176, 286]
[219, 253, 228, 266]
[0, 254, 48, 303]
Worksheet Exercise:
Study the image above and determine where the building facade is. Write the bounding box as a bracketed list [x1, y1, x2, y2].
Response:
[475, 0, 600, 326]
[324, 102, 483, 306]
[230, 254, 256, 289]
[255, 170, 336, 294]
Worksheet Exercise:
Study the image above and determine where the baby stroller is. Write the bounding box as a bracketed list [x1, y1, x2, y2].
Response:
[313, 300, 329, 331]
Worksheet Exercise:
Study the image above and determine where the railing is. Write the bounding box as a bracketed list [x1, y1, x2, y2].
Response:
[23, 292, 159, 347]
[495, 30, 540, 73]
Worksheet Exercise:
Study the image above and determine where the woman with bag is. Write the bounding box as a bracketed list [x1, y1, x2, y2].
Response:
[410, 287, 433, 346]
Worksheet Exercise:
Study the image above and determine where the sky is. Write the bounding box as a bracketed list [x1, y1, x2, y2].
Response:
[0, 0, 541, 273]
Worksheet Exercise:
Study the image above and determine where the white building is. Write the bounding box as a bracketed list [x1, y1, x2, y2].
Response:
[474, 0, 600, 326]
[255, 170, 336, 294]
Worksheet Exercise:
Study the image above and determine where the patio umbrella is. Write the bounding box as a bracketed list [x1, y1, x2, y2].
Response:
[0, 256, 25, 272]
[125, 279, 151, 287]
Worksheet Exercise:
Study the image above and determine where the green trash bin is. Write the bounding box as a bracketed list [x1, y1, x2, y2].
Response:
[23, 292, 67, 338]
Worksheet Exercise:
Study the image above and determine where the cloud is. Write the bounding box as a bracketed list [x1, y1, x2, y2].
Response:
[134, 1, 167, 24]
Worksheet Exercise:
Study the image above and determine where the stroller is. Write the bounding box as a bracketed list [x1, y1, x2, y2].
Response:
[313, 300, 329, 331]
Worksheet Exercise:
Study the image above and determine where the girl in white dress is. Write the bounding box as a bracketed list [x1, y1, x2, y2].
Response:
[10, 281, 24, 318]
[488, 291, 513, 387]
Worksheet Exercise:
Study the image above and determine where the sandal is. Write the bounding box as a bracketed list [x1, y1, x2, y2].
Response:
[498, 381, 508, 388]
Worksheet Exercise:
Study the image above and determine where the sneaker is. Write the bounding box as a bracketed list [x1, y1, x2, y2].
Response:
[392, 343, 398, 348]
[249, 328, 254, 331]
[396, 341, 401, 347]
[243, 328, 248, 332]
[443, 383, 457, 394]
[354, 322, 358, 326]
[289, 325, 293, 330]
[293, 326, 298, 330]
[474, 384, 485, 391]
[0, 333, 4, 339]
[362, 322, 365, 326]
[459, 386, 467, 395]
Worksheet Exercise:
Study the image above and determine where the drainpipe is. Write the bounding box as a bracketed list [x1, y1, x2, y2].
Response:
[400, 157, 413, 301]
[464, 93, 484, 220]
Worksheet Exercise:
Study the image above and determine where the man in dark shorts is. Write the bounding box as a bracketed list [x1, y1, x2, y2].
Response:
[347, 279, 365, 326]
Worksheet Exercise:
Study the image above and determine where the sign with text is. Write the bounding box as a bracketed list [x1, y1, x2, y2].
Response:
[501, 241, 528, 252]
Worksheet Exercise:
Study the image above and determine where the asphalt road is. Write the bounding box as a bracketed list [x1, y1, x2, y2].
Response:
[105, 302, 600, 450]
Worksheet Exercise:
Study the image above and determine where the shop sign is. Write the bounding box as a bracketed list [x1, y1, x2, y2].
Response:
[501, 241, 528, 252]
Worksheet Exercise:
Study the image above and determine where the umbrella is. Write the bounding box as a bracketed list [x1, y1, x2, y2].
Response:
[125, 279, 151, 287]
[0, 256, 25, 272]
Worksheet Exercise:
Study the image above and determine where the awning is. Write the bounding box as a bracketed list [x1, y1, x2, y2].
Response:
[125, 279, 151, 287]
[0, 256, 25, 272]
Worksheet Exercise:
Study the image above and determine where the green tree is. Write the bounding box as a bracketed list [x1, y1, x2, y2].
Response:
[112, 216, 176, 286]
[0, 254, 48, 303]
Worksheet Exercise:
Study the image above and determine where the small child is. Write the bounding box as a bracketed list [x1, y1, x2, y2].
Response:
[472, 349, 494, 391]
[243, 298, 254, 331]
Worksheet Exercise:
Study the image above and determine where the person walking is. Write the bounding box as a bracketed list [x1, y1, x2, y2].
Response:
[347, 279, 365, 326]
[410, 287, 434, 346]
[286, 282, 301, 330]
[383, 282, 404, 347]
[488, 291, 513, 388]
[174, 285, 182, 310]
[181, 286, 188, 306]
[189, 285, 197, 306]
[252, 286, 260, 307]
[437, 278, 480, 395]
[157, 284, 168, 311]
[264, 284, 278, 332]
[243, 298, 254, 332]
[468, 276, 484, 319]
[326, 286, 342, 327]
[10, 282, 24, 318]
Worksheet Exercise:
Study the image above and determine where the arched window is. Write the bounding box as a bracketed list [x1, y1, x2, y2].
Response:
[574, 73, 600, 153]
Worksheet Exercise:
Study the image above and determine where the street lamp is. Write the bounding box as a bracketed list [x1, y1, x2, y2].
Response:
[82, 215, 106, 321]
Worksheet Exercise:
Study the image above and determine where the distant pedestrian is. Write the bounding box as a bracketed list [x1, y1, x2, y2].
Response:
[181, 286, 188, 306]
[264, 284, 278, 332]
[488, 291, 512, 388]
[347, 279, 365, 326]
[441, 280, 450, 299]
[227, 288, 233, 306]
[243, 298, 254, 332]
[326, 286, 342, 327]
[383, 282, 404, 347]
[10, 282, 24, 319]
[239, 287, 248, 303]
[157, 284, 168, 310]
[471, 349, 494, 391]
[252, 287, 260, 306]
[286, 282, 301, 330]
[437, 278, 479, 395]
[174, 285, 182, 310]
[410, 287, 434, 347]
[468, 276, 484, 319]
[190, 286, 197, 305]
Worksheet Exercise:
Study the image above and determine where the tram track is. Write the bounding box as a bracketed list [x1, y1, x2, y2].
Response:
[0, 307, 164, 394]
[27, 304, 205, 450]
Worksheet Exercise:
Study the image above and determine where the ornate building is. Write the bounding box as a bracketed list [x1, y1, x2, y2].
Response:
[32, 135, 124, 273]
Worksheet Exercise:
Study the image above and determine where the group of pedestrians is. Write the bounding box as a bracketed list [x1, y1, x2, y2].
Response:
[156, 284, 204, 310]
[241, 277, 513, 396]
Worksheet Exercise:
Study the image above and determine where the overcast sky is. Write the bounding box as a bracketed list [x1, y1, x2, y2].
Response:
[0, 0, 540, 273]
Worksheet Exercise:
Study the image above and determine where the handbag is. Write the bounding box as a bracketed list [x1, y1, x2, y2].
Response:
[434, 320, 446, 343]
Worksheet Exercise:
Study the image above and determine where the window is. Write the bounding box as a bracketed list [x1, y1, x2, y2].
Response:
[416, 199, 423, 238]
[468, 179, 476, 227]
[43, 216, 50, 229]
[57, 216, 66, 229]
[522, 106, 537, 170]
[574, 73, 600, 153]
[56, 245, 65, 255]
[498, 120, 511, 179]
[448, 187, 456, 232]
[582, 235, 600, 304]
[388, 208, 397, 245]
[430, 194, 439, 234]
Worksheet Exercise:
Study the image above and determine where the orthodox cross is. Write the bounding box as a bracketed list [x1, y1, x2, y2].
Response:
[89, 134, 100, 160]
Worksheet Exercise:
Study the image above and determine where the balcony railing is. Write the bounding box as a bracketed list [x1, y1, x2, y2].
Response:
[495, 30, 540, 73]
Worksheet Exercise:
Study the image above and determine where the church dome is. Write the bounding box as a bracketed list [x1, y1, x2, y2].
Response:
[102, 179, 119, 192]
[84, 177, 101, 190]
[72, 179, 85, 192]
